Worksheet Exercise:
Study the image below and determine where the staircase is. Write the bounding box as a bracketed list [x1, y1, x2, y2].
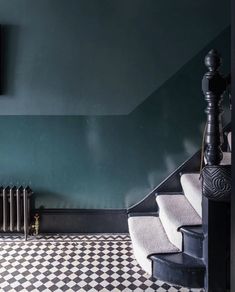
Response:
[127, 50, 232, 290]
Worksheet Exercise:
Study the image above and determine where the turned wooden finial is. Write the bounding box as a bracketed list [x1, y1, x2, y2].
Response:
[202, 50, 226, 166]
[204, 49, 221, 72]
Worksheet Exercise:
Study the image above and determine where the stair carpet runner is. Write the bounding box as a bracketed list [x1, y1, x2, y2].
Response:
[128, 132, 232, 281]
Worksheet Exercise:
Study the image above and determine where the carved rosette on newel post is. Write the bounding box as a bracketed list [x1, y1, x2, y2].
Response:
[201, 49, 231, 292]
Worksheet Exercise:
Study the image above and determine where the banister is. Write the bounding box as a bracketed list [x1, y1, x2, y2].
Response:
[201, 49, 231, 292]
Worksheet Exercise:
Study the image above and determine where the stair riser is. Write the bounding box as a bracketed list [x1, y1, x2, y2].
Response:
[151, 257, 205, 288]
[180, 174, 202, 217]
[158, 209, 183, 250]
[156, 194, 202, 250]
[227, 132, 231, 151]
[182, 231, 203, 258]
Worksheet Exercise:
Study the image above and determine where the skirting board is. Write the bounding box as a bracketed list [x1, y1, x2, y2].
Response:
[32, 209, 128, 233]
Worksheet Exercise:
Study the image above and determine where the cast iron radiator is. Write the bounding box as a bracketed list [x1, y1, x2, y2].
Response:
[0, 186, 32, 240]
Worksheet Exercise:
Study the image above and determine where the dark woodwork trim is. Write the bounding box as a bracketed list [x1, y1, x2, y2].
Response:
[0, 25, 3, 94]
[202, 50, 231, 291]
[32, 209, 128, 233]
[231, 0, 235, 290]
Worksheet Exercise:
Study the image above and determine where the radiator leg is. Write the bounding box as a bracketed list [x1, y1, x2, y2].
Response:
[3, 189, 7, 232]
[16, 189, 21, 232]
[9, 189, 14, 232]
[23, 189, 28, 241]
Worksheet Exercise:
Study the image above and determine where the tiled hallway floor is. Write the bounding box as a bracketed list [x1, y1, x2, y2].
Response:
[0, 234, 204, 292]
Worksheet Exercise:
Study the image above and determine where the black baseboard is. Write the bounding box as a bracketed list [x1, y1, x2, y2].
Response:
[33, 209, 128, 233]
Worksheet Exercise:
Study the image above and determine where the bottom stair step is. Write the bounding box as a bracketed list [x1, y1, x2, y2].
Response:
[128, 216, 179, 275]
[150, 252, 205, 288]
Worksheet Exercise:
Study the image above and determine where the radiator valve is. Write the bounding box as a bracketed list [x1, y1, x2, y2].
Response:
[32, 213, 40, 236]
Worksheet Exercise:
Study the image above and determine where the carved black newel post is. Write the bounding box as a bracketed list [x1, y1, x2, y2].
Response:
[202, 49, 225, 166]
[202, 50, 231, 292]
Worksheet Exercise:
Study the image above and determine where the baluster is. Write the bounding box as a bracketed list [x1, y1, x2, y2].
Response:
[202, 49, 226, 166]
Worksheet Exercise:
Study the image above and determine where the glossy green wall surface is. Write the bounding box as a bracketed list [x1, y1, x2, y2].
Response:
[0, 1, 230, 209]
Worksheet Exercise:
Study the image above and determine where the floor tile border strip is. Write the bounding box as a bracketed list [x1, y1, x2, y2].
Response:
[0, 233, 131, 243]
[0, 240, 132, 243]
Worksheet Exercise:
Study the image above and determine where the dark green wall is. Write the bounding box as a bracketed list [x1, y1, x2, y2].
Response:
[0, 0, 230, 115]
[0, 1, 230, 209]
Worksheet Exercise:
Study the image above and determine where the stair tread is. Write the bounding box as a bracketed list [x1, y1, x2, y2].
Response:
[128, 216, 179, 254]
[180, 225, 203, 238]
[128, 216, 179, 275]
[156, 194, 202, 249]
[150, 252, 205, 268]
[156, 194, 202, 229]
[180, 173, 202, 217]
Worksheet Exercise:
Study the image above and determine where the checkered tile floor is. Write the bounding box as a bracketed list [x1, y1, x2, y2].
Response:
[0, 234, 204, 291]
